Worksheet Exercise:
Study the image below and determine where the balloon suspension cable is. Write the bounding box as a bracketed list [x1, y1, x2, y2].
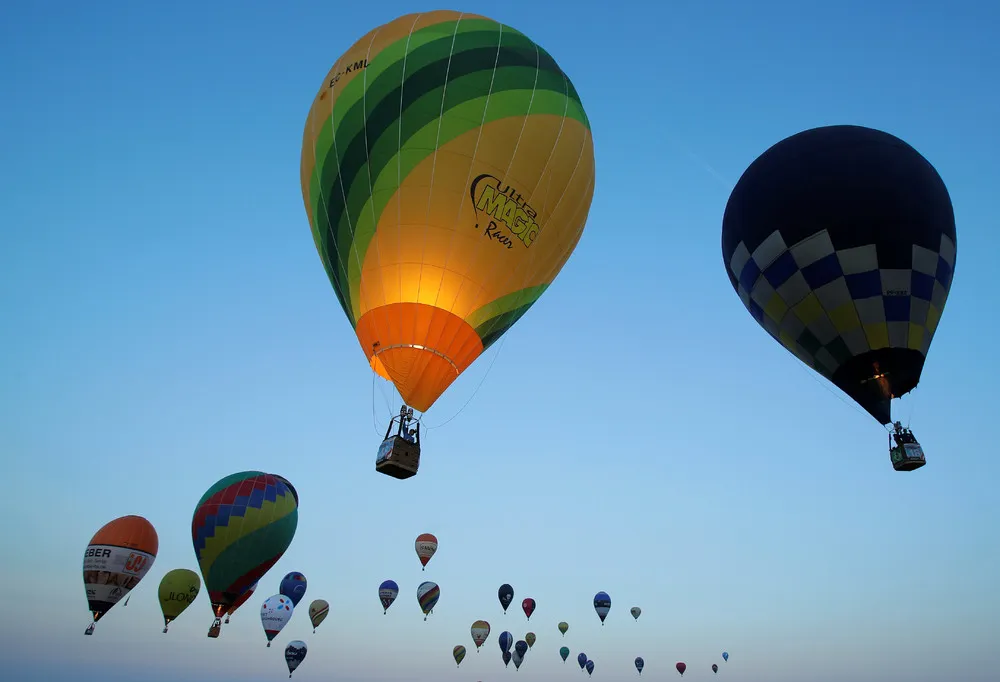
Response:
[425, 333, 509, 430]
[793, 361, 873, 423]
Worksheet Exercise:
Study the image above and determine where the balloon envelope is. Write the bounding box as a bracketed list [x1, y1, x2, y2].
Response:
[453, 645, 467, 666]
[279, 572, 307, 606]
[308, 599, 329, 631]
[630, 606, 641, 620]
[379, 579, 399, 612]
[713, 664, 719, 673]
[578, 653, 588, 669]
[512, 649, 523, 670]
[636, 657, 645, 673]
[285, 640, 307, 676]
[525, 632, 536, 648]
[586, 660, 595, 675]
[498, 584, 514, 612]
[522, 597, 536, 619]
[471, 620, 491, 648]
[226, 580, 257, 620]
[502, 650, 512, 667]
[415, 533, 438, 568]
[723, 652, 729, 662]
[83, 515, 158, 632]
[560, 646, 570, 662]
[593, 591, 611, 623]
[300, 10, 597, 414]
[721, 125, 957, 425]
[515, 640, 528, 657]
[158, 568, 200, 630]
[417, 581, 440, 617]
[192, 472, 298, 620]
[558, 621, 569, 636]
[498, 631, 513, 653]
[261, 595, 294, 644]
[676, 662, 687, 676]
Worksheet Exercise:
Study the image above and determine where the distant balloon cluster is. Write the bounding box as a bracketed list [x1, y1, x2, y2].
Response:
[83, 472, 316, 677]
[82, 500, 732, 678]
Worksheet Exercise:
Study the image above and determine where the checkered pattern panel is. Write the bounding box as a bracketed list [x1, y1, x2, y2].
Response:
[727, 229, 956, 378]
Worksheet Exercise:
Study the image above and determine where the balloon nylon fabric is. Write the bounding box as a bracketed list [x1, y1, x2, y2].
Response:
[301, 10, 596, 412]
[192, 472, 298, 612]
[721, 125, 956, 424]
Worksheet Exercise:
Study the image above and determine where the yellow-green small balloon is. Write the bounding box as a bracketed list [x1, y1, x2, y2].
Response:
[309, 599, 329, 632]
[453, 645, 467, 667]
[525, 632, 536, 648]
[558, 621, 569, 636]
[158, 568, 200, 633]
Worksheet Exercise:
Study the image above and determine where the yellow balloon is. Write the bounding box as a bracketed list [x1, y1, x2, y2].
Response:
[301, 10, 596, 413]
[158, 568, 201, 633]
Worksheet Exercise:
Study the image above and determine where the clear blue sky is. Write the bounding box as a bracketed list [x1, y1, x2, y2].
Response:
[1, 1, 997, 681]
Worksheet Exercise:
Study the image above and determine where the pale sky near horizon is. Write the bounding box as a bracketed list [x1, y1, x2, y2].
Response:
[1, 1, 998, 681]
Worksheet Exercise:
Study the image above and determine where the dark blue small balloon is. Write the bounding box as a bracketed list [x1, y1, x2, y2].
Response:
[279, 572, 307, 606]
[515, 640, 528, 657]
[498, 631, 513, 653]
[578, 652, 588, 669]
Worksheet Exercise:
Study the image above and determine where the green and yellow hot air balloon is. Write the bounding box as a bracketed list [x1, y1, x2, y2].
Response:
[158, 568, 201, 633]
[191, 472, 299, 638]
[301, 10, 596, 418]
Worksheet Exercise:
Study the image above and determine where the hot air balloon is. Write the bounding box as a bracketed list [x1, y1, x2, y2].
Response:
[453, 645, 467, 667]
[300, 11, 597, 480]
[676, 662, 686, 676]
[498, 631, 513, 653]
[82, 515, 158, 635]
[285, 640, 307, 677]
[158, 568, 200, 633]
[225, 580, 257, 624]
[578, 653, 588, 670]
[712, 664, 719, 674]
[192, 471, 298, 638]
[417, 581, 440, 620]
[525, 632, 536, 648]
[415, 533, 438, 569]
[498, 584, 514, 613]
[635, 657, 644, 675]
[308, 599, 329, 632]
[503, 650, 512, 667]
[522, 597, 536, 620]
[721, 125, 957, 472]
[560, 646, 570, 663]
[558, 621, 569, 636]
[378, 579, 399, 613]
[261, 595, 294, 647]
[471, 620, 491, 650]
[722, 652, 729, 662]
[586, 660, 595, 676]
[630, 606, 641, 620]
[515, 640, 528, 658]
[279, 572, 307, 606]
[512, 648, 524, 670]
[593, 591, 611, 624]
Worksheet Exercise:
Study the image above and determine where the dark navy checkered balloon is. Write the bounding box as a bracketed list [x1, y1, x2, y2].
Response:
[722, 125, 956, 424]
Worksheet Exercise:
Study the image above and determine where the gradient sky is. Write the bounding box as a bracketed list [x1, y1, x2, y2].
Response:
[1, 1, 998, 681]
